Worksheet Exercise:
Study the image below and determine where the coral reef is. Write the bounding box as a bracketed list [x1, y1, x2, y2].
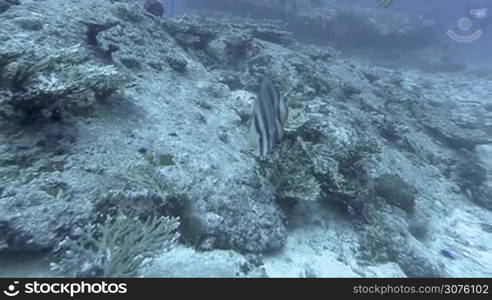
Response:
[0, 0, 491, 278]
[51, 214, 180, 277]
[0, 44, 128, 122]
[374, 174, 416, 214]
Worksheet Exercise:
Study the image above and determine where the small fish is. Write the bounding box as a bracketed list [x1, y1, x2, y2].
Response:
[249, 76, 289, 157]
[441, 249, 459, 260]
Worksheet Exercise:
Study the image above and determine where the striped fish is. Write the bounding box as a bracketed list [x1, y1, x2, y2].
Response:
[249, 76, 289, 157]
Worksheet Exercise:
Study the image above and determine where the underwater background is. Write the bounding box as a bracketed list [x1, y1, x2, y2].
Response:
[0, 0, 491, 277]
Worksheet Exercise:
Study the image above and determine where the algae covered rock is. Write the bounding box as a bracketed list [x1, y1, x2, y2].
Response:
[374, 174, 416, 214]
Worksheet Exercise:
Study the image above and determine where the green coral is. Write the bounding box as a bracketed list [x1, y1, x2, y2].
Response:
[52, 214, 180, 277]
[305, 130, 379, 205]
[360, 201, 443, 276]
[51, 62, 124, 100]
[359, 200, 404, 262]
[1, 45, 81, 90]
[255, 115, 380, 208]
[257, 137, 321, 202]
[361, 216, 394, 262]
[0, 44, 128, 121]
[140, 151, 176, 167]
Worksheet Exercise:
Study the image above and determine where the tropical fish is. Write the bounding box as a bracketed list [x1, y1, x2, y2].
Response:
[441, 249, 459, 260]
[249, 76, 289, 157]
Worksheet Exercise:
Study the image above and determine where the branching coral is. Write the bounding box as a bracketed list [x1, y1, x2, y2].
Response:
[256, 137, 322, 203]
[359, 200, 403, 262]
[1, 45, 83, 90]
[51, 214, 180, 277]
[0, 44, 128, 122]
[255, 116, 380, 216]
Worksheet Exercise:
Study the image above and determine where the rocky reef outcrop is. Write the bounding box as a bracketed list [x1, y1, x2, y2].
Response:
[0, 0, 491, 278]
